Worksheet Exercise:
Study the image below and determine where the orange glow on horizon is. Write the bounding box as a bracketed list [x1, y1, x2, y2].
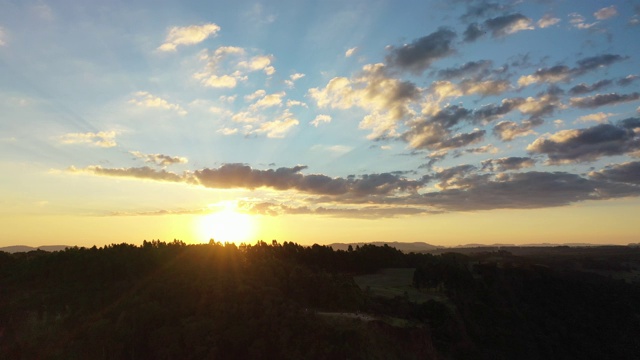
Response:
[196, 202, 257, 244]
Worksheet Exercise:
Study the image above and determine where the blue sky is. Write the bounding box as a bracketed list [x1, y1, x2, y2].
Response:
[1, 0, 640, 246]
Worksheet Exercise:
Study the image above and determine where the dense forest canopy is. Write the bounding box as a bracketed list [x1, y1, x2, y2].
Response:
[2, 241, 640, 359]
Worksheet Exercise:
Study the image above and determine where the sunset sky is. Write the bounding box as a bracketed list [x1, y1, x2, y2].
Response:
[1, 0, 639, 247]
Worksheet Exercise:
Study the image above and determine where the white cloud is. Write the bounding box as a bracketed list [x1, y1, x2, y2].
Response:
[239, 55, 275, 74]
[537, 14, 561, 28]
[594, 6, 617, 20]
[311, 144, 353, 155]
[158, 23, 220, 52]
[309, 63, 419, 139]
[286, 99, 307, 108]
[129, 91, 187, 115]
[219, 95, 237, 103]
[255, 116, 299, 138]
[345, 47, 358, 57]
[244, 89, 266, 102]
[232, 111, 260, 123]
[201, 74, 238, 88]
[217, 127, 239, 136]
[569, 13, 598, 30]
[285, 73, 305, 87]
[0, 27, 7, 46]
[250, 92, 285, 109]
[576, 112, 614, 123]
[311, 114, 332, 127]
[59, 131, 117, 148]
[130, 151, 188, 166]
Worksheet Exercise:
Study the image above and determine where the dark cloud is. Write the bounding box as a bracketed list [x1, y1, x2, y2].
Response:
[433, 164, 477, 189]
[493, 118, 542, 141]
[420, 171, 640, 211]
[460, 79, 511, 96]
[481, 157, 536, 172]
[239, 201, 431, 218]
[438, 130, 486, 150]
[484, 13, 533, 37]
[430, 105, 472, 128]
[574, 54, 626, 74]
[569, 80, 613, 95]
[74, 163, 427, 198]
[618, 75, 638, 86]
[589, 161, 640, 185]
[473, 98, 524, 123]
[386, 28, 457, 74]
[519, 54, 626, 86]
[527, 123, 640, 164]
[570, 92, 640, 108]
[460, 1, 508, 21]
[463, 23, 485, 42]
[437, 60, 492, 80]
[619, 117, 640, 131]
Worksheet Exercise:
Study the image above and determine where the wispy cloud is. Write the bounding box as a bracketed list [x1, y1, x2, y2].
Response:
[157, 23, 220, 52]
[129, 91, 187, 115]
[59, 131, 117, 148]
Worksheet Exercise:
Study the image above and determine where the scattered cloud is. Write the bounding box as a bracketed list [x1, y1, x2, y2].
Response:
[253, 117, 299, 138]
[485, 13, 534, 37]
[575, 112, 614, 123]
[618, 75, 638, 86]
[130, 151, 188, 166]
[129, 91, 187, 115]
[517, 54, 625, 87]
[594, 6, 617, 20]
[158, 23, 220, 52]
[569, 13, 598, 30]
[0, 26, 7, 46]
[311, 114, 332, 127]
[285, 73, 305, 87]
[385, 28, 456, 74]
[345, 47, 358, 58]
[481, 157, 536, 172]
[310, 63, 419, 139]
[569, 80, 613, 95]
[527, 122, 640, 164]
[589, 161, 640, 184]
[59, 131, 117, 148]
[537, 14, 561, 28]
[437, 60, 493, 80]
[493, 120, 539, 141]
[311, 144, 353, 155]
[250, 91, 285, 109]
[420, 170, 640, 211]
[570, 92, 640, 109]
[244, 89, 267, 102]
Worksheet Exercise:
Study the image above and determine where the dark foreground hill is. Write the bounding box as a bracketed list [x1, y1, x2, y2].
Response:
[1, 241, 640, 359]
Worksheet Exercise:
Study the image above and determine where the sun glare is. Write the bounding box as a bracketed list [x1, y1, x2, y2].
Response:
[197, 203, 256, 244]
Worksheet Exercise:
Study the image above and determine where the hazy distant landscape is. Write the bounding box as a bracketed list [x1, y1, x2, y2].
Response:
[2, 241, 640, 359]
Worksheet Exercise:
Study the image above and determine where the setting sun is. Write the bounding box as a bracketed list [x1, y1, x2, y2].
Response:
[197, 204, 256, 244]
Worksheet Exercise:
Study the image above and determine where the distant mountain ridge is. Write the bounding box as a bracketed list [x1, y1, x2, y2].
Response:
[0, 245, 71, 253]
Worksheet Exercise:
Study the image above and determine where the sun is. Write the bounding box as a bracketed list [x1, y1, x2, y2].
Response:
[197, 203, 257, 244]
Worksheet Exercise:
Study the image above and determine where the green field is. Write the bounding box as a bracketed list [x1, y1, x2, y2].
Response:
[354, 268, 447, 304]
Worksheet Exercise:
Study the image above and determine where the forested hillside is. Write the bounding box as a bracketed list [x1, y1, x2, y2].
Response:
[1, 241, 640, 359]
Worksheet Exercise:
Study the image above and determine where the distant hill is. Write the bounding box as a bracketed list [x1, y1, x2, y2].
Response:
[0, 245, 71, 253]
[329, 241, 442, 253]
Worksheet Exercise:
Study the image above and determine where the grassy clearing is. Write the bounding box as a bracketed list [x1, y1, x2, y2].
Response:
[354, 268, 447, 304]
